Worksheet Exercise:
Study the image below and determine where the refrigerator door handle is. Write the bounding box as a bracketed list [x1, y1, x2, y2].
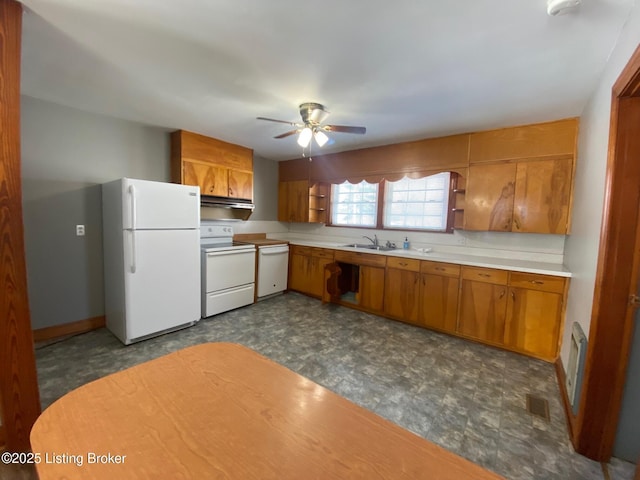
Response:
[130, 230, 137, 273]
[129, 184, 137, 230]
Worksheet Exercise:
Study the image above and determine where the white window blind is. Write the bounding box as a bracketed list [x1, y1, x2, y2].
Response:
[331, 181, 379, 227]
[383, 173, 451, 231]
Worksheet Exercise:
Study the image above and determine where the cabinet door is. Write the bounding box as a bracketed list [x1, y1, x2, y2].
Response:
[468, 119, 578, 164]
[458, 279, 508, 344]
[183, 160, 228, 196]
[309, 257, 333, 298]
[464, 163, 517, 231]
[384, 268, 420, 323]
[228, 170, 253, 200]
[504, 287, 563, 360]
[288, 253, 310, 294]
[513, 157, 572, 234]
[359, 266, 385, 312]
[278, 181, 310, 222]
[419, 273, 459, 332]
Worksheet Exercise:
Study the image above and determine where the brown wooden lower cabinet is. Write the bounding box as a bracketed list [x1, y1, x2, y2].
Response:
[359, 266, 385, 312]
[503, 276, 565, 359]
[457, 267, 567, 360]
[419, 273, 460, 333]
[384, 258, 421, 323]
[289, 249, 309, 293]
[458, 278, 508, 344]
[504, 287, 562, 358]
[288, 247, 567, 361]
[288, 246, 334, 298]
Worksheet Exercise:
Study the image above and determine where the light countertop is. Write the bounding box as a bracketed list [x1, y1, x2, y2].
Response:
[286, 239, 571, 278]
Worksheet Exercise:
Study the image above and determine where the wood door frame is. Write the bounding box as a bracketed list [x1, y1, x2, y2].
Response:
[0, 0, 41, 451]
[573, 43, 640, 461]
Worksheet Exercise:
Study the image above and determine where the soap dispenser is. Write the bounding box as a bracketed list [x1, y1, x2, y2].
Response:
[403, 237, 410, 249]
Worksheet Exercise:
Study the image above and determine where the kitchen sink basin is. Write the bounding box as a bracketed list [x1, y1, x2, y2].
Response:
[341, 243, 397, 251]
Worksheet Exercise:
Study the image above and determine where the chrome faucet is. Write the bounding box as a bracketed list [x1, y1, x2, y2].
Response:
[362, 234, 378, 246]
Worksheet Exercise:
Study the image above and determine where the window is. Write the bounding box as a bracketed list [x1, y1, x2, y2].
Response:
[331, 181, 378, 227]
[383, 172, 450, 231]
[329, 172, 453, 232]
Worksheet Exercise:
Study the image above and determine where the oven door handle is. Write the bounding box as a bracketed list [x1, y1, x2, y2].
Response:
[207, 249, 255, 257]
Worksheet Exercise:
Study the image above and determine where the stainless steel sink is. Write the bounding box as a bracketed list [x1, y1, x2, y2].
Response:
[342, 243, 375, 249]
[341, 243, 397, 251]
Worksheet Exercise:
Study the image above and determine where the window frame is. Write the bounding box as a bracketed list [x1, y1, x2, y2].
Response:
[327, 172, 459, 233]
[329, 180, 380, 228]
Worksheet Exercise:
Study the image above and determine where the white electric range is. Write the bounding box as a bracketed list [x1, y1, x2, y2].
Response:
[200, 225, 256, 318]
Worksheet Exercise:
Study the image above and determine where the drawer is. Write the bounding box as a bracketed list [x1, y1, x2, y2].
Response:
[386, 257, 420, 272]
[290, 245, 312, 256]
[334, 250, 387, 268]
[311, 248, 334, 259]
[461, 266, 508, 285]
[509, 272, 566, 294]
[420, 261, 461, 278]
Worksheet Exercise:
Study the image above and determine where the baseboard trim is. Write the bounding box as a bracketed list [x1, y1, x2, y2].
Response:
[33, 315, 106, 342]
[555, 357, 577, 445]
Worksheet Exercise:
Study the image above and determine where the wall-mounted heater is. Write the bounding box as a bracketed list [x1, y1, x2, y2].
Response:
[566, 322, 588, 414]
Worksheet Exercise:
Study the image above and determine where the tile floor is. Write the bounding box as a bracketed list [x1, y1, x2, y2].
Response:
[33, 292, 636, 480]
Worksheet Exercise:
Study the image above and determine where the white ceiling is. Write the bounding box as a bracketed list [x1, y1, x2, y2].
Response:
[19, 0, 635, 161]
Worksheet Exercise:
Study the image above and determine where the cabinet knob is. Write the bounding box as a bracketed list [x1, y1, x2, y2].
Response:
[499, 290, 505, 299]
[478, 273, 491, 278]
[435, 267, 445, 271]
[530, 280, 544, 285]
[399, 262, 408, 266]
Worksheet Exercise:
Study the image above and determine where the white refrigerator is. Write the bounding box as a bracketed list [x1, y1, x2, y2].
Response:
[102, 178, 201, 345]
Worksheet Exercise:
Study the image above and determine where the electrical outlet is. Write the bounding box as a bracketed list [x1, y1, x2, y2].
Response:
[76, 225, 85, 236]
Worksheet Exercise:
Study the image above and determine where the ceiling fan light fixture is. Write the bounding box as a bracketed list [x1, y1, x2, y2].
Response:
[314, 130, 329, 147]
[297, 127, 312, 147]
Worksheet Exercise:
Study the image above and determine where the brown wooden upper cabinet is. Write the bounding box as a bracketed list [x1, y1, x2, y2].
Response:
[277, 118, 578, 232]
[278, 180, 329, 223]
[468, 118, 578, 164]
[171, 130, 254, 201]
[277, 159, 329, 224]
[464, 157, 573, 234]
[464, 118, 577, 234]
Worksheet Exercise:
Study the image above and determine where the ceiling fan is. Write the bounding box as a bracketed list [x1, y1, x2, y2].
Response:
[257, 102, 366, 148]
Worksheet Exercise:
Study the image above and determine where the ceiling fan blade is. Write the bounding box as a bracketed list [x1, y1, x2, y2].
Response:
[323, 125, 366, 135]
[257, 116, 299, 126]
[274, 129, 299, 139]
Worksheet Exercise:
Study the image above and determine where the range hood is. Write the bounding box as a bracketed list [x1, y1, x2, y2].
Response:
[200, 196, 254, 221]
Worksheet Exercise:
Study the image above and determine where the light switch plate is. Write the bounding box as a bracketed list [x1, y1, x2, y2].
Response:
[76, 225, 85, 236]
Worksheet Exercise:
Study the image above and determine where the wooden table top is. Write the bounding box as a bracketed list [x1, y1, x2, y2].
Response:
[30, 343, 504, 479]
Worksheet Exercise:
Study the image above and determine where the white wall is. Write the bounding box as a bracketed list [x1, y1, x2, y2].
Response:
[561, 5, 640, 366]
[21, 95, 171, 330]
[21, 96, 281, 329]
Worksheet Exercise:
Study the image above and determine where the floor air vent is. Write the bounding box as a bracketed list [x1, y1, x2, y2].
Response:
[526, 394, 550, 422]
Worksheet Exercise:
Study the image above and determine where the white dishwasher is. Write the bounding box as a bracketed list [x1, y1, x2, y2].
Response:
[257, 244, 289, 300]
